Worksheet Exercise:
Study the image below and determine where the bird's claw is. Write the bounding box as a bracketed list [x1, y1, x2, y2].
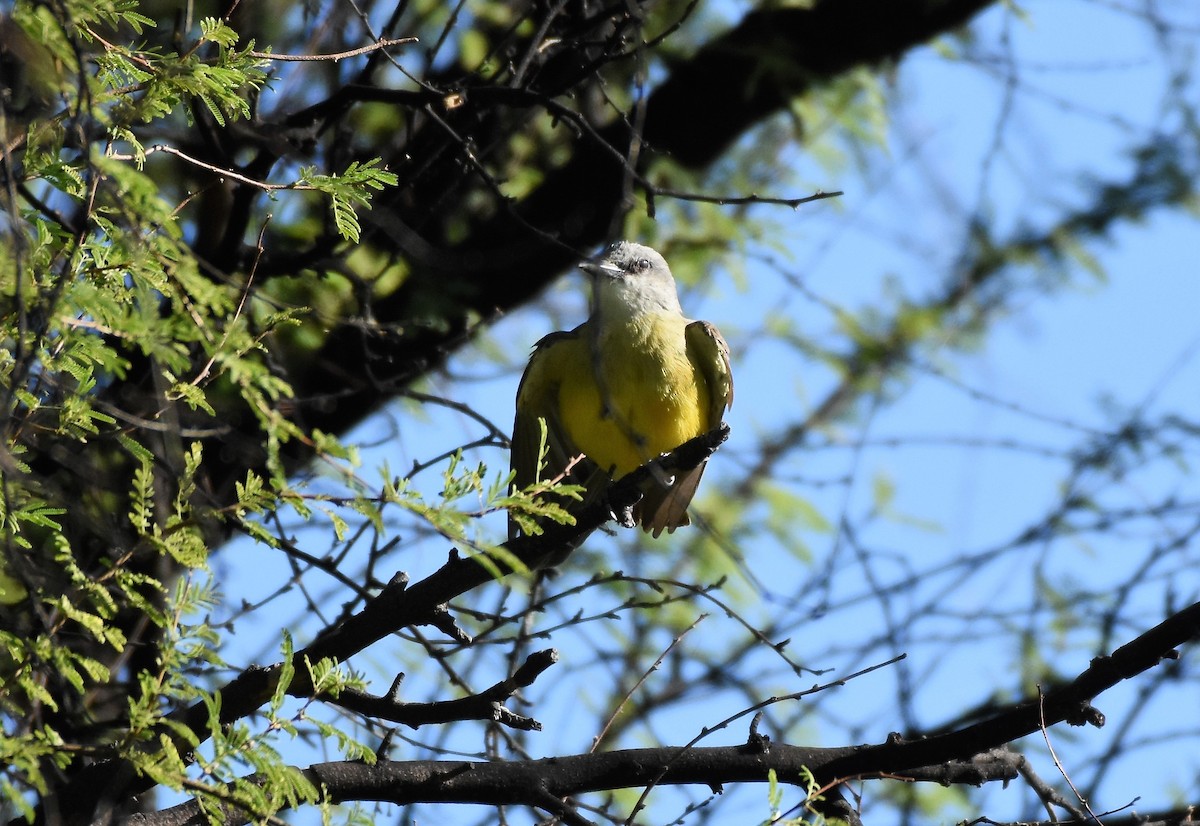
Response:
[611, 501, 637, 529]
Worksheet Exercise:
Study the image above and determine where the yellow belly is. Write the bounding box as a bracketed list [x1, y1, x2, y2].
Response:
[558, 317, 711, 477]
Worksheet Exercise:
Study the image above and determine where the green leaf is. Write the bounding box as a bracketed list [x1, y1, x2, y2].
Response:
[199, 17, 239, 48]
[300, 160, 397, 243]
[272, 633, 295, 714]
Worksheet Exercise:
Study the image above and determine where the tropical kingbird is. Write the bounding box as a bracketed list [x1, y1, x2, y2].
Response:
[510, 241, 733, 539]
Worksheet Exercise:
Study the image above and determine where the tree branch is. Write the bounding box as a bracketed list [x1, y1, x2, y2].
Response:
[125, 742, 1015, 826]
[328, 649, 558, 731]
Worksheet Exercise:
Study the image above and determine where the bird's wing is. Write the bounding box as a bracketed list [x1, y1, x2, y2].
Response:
[635, 320, 733, 537]
[510, 326, 606, 540]
[685, 319, 734, 422]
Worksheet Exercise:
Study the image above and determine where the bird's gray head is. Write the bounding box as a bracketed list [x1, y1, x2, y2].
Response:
[582, 241, 683, 317]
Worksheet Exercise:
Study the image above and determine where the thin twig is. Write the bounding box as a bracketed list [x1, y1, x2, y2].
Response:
[249, 37, 417, 62]
[105, 144, 309, 191]
[650, 187, 843, 209]
[1038, 685, 1104, 823]
[591, 614, 708, 752]
[190, 215, 270, 386]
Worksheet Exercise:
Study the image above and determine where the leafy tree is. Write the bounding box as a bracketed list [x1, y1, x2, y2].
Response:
[1, 0, 1198, 824]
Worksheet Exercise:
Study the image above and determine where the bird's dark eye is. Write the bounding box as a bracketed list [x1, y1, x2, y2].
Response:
[635, 258, 650, 272]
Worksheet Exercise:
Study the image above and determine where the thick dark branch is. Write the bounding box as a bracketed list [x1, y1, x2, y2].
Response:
[643, 0, 995, 166]
[125, 743, 1013, 826]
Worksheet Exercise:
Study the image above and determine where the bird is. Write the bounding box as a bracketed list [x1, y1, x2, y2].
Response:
[510, 241, 733, 540]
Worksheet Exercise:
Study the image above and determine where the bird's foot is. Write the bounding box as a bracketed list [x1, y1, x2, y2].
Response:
[610, 500, 637, 529]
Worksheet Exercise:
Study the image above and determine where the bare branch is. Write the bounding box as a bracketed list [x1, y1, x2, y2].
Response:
[327, 649, 558, 730]
[249, 37, 418, 62]
[122, 741, 1014, 826]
